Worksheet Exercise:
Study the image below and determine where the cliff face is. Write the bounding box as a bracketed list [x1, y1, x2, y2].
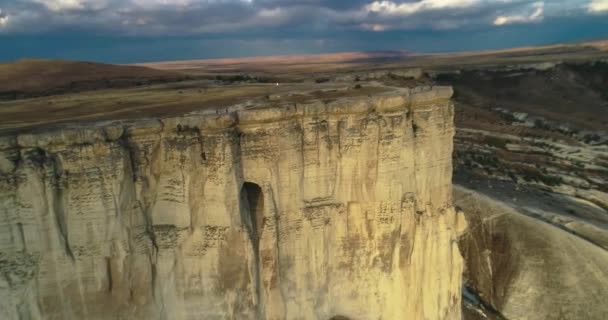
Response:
[0, 86, 465, 320]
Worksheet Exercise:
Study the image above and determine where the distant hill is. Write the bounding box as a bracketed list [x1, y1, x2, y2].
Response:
[136, 51, 417, 74]
[0, 59, 186, 99]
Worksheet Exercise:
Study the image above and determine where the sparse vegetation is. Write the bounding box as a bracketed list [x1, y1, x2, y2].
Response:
[483, 136, 508, 149]
[518, 167, 562, 186]
[534, 119, 552, 130]
[497, 112, 518, 123]
[583, 133, 601, 144]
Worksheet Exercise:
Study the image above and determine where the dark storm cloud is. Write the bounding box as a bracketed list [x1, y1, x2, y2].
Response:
[0, 1, 607, 62]
[0, 0, 599, 33]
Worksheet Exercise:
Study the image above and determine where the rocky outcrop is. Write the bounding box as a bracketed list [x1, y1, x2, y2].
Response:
[0, 86, 465, 320]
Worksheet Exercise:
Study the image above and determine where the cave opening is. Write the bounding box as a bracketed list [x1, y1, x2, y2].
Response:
[240, 182, 264, 243]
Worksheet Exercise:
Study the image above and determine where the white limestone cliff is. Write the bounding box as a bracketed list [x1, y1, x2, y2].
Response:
[0, 86, 466, 320]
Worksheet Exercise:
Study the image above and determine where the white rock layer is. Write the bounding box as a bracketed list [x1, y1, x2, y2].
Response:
[0, 86, 465, 320]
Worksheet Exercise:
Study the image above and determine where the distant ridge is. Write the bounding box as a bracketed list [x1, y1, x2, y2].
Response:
[137, 39, 608, 72]
[135, 50, 416, 70]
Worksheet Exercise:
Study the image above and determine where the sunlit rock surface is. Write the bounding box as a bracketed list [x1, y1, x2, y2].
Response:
[0, 86, 465, 320]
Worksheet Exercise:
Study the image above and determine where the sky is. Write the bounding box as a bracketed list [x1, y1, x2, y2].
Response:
[0, 0, 608, 63]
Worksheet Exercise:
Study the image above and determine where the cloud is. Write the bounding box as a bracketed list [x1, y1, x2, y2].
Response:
[365, 0, 478, 16]
[358, 0, 553, 31]
[34, 0, 86, 11]
[494, 1, 543, 25]
[587, 0, 608, 12]
[360, 23, 388, 31]
[31, 0, 112, 12]
[0, 9, 8, 27]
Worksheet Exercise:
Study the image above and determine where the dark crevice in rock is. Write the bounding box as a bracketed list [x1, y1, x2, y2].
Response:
[240, 181, 264, 317]
[105, 257, 113, 292]
[117, 133, 139, 182]
[463, 286, 508, 320]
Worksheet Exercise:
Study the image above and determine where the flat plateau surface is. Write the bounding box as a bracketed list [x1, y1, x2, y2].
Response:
[0, 81, 388, 134]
